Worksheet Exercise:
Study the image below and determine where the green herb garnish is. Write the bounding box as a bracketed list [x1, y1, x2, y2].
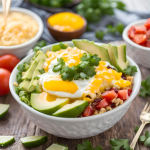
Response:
[33, 40, 47, 52]
[76, 0, 126, 23]
[134, 126, 139, 132]
[33, 76, 40, 80]
[19, 91, 31, 106]
[95, 23, 124, 40]
[110, 138, 132, 150]
[36, 40, 46, 47]
[52, 42, 68, 52]
[53, 58, 65, 72]
[77, 140, 103, 150]
[139, 75, 150, 97]
[124, 66, 137, 76]
[52, 53, 101, 81]
[59, 42, 67, 49]
[139, 131, 150, 147]
[38, 69, 45, 74]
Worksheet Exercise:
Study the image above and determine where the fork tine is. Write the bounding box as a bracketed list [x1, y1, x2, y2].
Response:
[142, 102, 149, 113]
[146, 105, 150, 113]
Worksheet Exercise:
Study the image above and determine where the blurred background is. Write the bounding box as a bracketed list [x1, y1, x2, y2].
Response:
[0, 0, 150, 44]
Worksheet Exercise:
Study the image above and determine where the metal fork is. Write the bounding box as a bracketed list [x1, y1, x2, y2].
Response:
[130, 102, 150, 149]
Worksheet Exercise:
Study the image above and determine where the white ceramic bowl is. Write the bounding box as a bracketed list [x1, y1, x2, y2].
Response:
[0, 7, 43, 58]
[123, 19, 150, 68]
[9, 41, 141, 139]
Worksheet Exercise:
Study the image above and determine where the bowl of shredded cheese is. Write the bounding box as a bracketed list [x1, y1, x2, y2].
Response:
[0, 7, 43, 58]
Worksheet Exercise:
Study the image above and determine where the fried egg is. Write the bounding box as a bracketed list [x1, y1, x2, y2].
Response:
[39, 47, 131, 100]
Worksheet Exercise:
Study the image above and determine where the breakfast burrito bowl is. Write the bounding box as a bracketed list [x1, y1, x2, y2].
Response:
[9, 40, 141, 139]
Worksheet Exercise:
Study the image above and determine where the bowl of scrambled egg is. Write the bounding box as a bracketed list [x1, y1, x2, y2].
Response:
[9, 40, 141, 139]
[0, 7, 43, 58]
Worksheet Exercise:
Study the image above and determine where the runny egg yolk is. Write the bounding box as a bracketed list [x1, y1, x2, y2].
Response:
[39, 92, 57, 102]
[44, 78, 79, 94]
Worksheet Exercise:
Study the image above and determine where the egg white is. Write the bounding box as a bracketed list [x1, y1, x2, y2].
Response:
[39, 51, 115, 99]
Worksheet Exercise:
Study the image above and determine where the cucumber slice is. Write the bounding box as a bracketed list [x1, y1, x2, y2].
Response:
[21, 136, 47, 148]
[0, 136, 15, 146]
[0, 104, 10, 118]
[46, 144, 68, 150]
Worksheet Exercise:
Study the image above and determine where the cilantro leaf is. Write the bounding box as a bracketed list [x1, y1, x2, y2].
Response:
[134, 126, 139, 132]
[124, 66, 137, 76]
[53, 58, 65, 72]
[110, 138, 131, 150]
[59, 42, 67, 49]
[38, 69, 45, 74]
[139, 76, 150, 97]
[95, 30, 106, 40]
[33, 76, 39, 80]
[17, 62, 29, 72]
[93, 145, 103, 150]
[139, 131, 150, 147]
[36, 40, 46, 47]
[77, 140, 93, 150]
[16, 72, 23, 83]
[33, 46, 42, 52]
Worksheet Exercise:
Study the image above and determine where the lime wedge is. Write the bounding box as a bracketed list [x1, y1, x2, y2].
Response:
[21, 136, 47, 148]
[0, 136, 15, 146]
[46, 144, 68, 150]
[0, 104, 10, 118]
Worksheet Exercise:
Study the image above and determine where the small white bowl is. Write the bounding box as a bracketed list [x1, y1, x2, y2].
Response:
[9, 41, 141, 139]
[0, 7, 43, 58]
[123, 19, 150, 68]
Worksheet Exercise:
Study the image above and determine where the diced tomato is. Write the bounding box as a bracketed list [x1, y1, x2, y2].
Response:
[102, 90, 118, 103]
[146, 29, 150, 41]
[92, 98, 102, 107]
[128, 89, 132, 96]
[82, 106, 95, 117]
[146, 41, 150, 47]
[128, 26, 136, 39]
[95, 99, 109, 110]
[118, 90, 129, 101]
[135, 26, 147, 34]
[144, 18, 150, 30]
[133, 34, 147, 45]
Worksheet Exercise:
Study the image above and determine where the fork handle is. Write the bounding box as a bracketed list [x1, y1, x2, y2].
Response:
[130, 122, 146, 149]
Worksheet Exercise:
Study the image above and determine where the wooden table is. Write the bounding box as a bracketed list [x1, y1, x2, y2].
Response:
[1, 1, 150, 150]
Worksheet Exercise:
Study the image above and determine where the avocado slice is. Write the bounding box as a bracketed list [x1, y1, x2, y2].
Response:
[0, 136, 15, 147]
[102, 44, 118, 67]
[21, 136, 47, 148]
[31, 51, 47, 64]
[102, 44, 128, 72]
[22, 51, 47, 80]
[19, 80, 33, 92]
[46, 144, 68, 150]
[52, 100, 88, 118]
[72, 40, 112, 64]
[117, 45, 129, 72]
[22, 61, 38, 80]
[28, 59, 45, 92]
[31, 93, 70, 115]
[0, 104, 10, 119]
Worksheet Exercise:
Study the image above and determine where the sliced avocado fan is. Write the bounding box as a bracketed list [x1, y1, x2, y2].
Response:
[72, 40, 112, 64]
[21, 136, 47, 148]
[0, 104, 9, 119]
[31, 93, 70, 115]
[22, 51, 47, 80]
[52, 100, 88, 118]
[0, 136, 15, 147]
[46, 143, 68, 150]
